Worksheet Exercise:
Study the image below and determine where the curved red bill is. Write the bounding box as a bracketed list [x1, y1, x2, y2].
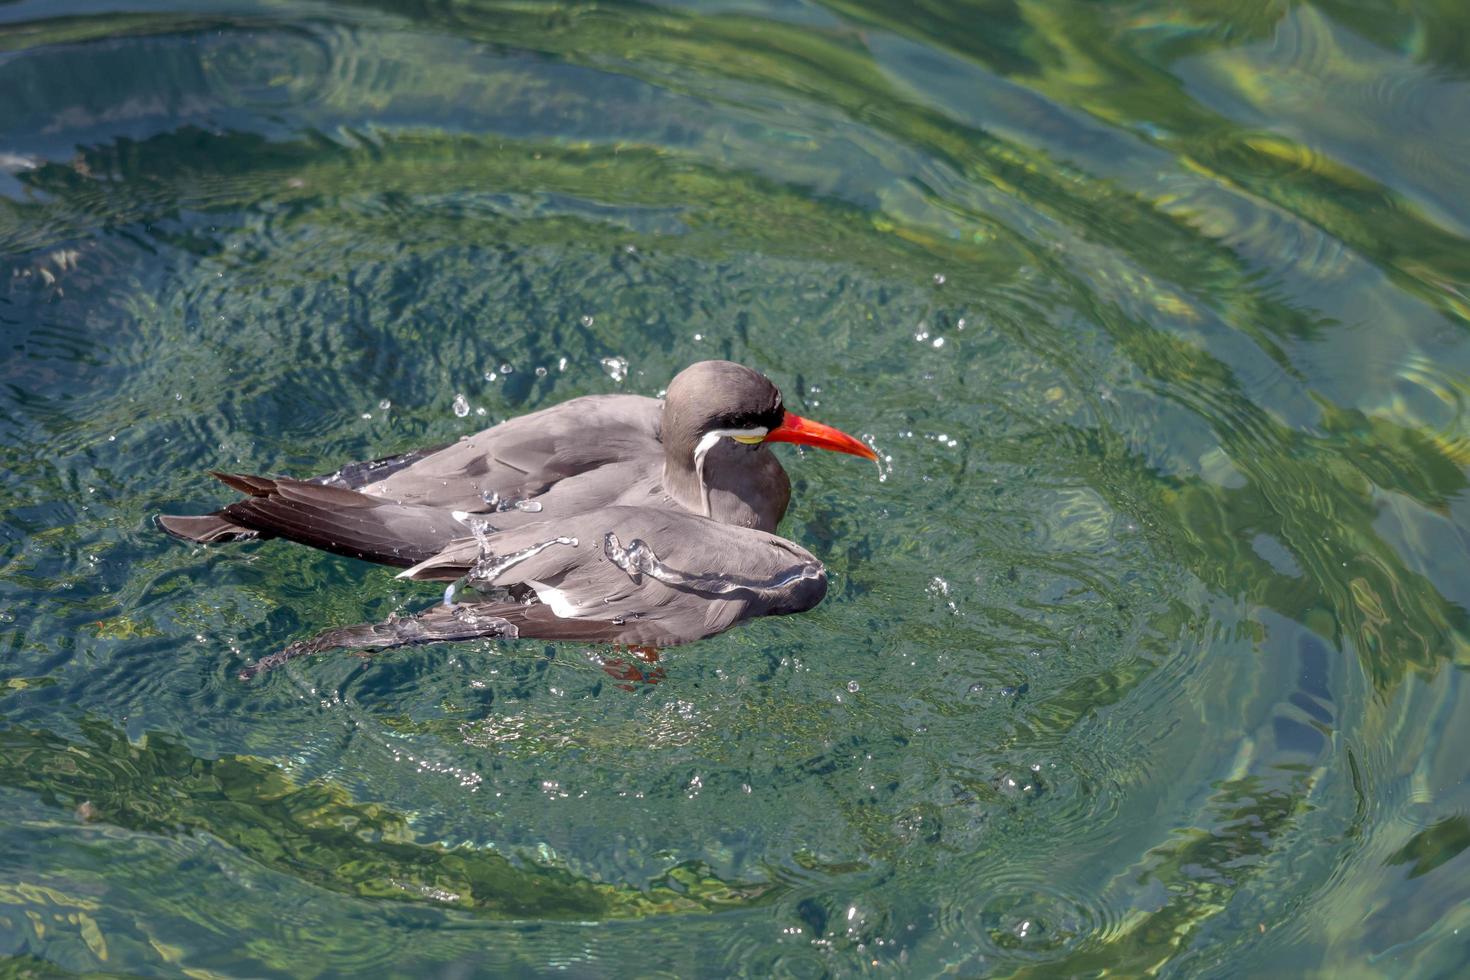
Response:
[765, 412, 878, 461]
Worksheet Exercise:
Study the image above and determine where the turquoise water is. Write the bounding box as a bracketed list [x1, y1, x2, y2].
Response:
[3, 0, 1470, 975]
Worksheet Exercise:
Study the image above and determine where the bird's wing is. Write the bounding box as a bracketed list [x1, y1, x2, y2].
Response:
[395, 505, 829, 647]
[159, 394, 661, 544]
[358, 394, 662, 510]
[309, 444, 455, 490]
[207, 474, 468, 566]
[235, 505, 830, 675]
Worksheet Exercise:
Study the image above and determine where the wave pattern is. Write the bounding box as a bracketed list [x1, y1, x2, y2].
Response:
[2, 0, 1469, 975]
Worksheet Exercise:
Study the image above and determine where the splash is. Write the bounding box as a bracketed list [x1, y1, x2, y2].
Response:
[862, 433, 893, 482]
[439, 518, 576, 604]
[602, 532, 821, 598]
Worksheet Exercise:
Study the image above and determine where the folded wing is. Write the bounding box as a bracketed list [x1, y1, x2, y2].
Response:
[238, 505, 828, 676]
[159, 393, 664, 544]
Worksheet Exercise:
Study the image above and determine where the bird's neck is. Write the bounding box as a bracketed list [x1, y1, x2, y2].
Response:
[661, 439, 790, 531]
[662, 433, 719, 519]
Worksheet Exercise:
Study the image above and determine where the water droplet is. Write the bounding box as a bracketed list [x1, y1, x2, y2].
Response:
[601, 356, 629, 382]
[932, 337, 945, 348]
[558, 357, 568, 371]
[932, 273, 946, 285]
[535, 366, 548, 377]
[484, 495, 543, 513]
[499, 363, 513, 374]
[580, 314, 595, 327]
[452, 393, 470, 417]
[464, 534, 578, 587]
[847, 680, 860, 693]
[379, 398, 391, 410]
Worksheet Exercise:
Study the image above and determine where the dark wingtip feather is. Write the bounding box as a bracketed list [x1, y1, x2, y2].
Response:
[211, 472, 277, 496]
[212, 476, 467, 567]
[238, 605, 525, 679]
[156, 513, 260, 544]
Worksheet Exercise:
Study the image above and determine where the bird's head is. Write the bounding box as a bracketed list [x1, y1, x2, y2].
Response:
[662, 361, 876, 467]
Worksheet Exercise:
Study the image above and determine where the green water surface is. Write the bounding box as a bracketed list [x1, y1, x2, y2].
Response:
[3, 0, 1470, 975]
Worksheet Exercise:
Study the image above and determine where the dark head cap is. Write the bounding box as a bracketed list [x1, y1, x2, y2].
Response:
[663, 361, 785, 452]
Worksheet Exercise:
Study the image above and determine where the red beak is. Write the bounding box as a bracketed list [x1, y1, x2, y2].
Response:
[765, 412, 878, 461]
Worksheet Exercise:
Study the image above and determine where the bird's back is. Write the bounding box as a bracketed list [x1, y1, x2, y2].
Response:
[359, 393, 664, 511]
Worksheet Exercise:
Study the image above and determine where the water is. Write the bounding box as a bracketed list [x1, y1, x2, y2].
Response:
[2, 0, 1469, 975]
[465, 535, 579, 588]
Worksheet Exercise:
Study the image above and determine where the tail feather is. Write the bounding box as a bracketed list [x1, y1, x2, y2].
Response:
[157, 445, 452, 550]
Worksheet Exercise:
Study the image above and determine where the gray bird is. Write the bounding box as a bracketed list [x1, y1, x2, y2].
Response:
[159, 360, 877, 678]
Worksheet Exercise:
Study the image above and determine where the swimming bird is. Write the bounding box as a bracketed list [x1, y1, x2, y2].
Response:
[159, 361, 877, 677]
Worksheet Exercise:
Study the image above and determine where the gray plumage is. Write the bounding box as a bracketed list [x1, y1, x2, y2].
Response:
[159, 361, 867, 676]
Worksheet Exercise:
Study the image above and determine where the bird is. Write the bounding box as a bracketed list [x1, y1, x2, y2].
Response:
[159, 360, 878, 679]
